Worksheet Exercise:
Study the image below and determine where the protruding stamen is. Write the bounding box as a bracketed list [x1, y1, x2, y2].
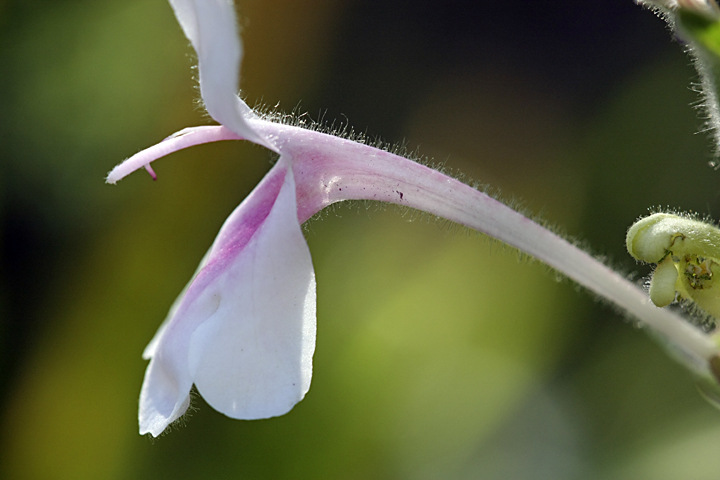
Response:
[145, 164, 158, 181]
[106, 126, 242, 185]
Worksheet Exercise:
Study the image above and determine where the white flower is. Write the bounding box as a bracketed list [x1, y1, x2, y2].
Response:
[110, 0, 316, 437]
[136, 157, 315, 437]
[109, 0, 720, 438]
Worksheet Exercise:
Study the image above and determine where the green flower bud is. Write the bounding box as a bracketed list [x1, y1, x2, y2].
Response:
[627, 212, 720, 318]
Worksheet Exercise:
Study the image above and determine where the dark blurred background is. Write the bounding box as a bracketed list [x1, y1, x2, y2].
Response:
[2, 0, 720, 478]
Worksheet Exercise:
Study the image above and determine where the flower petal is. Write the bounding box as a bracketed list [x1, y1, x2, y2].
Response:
[143, 246, 214, 360]
[167, 0, 276, 151]
[138, 352, 193, 436]
[138, 159, 316, 435]
[188, 161, 316, 420]
[106, 126, 240, 184]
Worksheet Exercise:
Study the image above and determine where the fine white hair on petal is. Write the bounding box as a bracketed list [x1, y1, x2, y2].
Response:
[167, 0, 277, 152]
[188, 163, 316, 419]
[139, 349, 194, 436]
[637, 0, 677, 8]
[639, 0, 720, 18]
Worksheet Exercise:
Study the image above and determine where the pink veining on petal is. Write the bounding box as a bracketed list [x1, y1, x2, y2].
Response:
[106, 126, 242, 184]
[189, 163, 288, 298]
[187, 161, 315, 421]
[162, 161, 288, 341]
[139, 160, 291, 435]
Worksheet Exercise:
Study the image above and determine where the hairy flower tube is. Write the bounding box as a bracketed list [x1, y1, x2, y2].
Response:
[109, 0, 720, 437]
[639, 0, 720, 19]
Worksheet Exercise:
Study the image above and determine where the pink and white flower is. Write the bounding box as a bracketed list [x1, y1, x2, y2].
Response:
[110, 0, 720, 437]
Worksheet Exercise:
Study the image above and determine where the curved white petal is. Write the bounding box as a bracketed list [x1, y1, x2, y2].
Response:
[107, 126, 241, 184]
[143, 246, 214, 360]
[139, 255, 232, 436]
[138, 353, 193, 436]
[168, 0, 276, 151]
[139, 159, 316, 435]
[188, 162, 316, 419]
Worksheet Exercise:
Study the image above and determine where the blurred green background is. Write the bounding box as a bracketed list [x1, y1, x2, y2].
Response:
[3, 0, 720, 478]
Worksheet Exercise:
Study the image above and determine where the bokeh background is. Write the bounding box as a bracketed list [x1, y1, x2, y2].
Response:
[3, 0, 720, 478]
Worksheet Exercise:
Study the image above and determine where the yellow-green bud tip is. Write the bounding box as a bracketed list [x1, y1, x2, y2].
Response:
[626, 213, 675, 262]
